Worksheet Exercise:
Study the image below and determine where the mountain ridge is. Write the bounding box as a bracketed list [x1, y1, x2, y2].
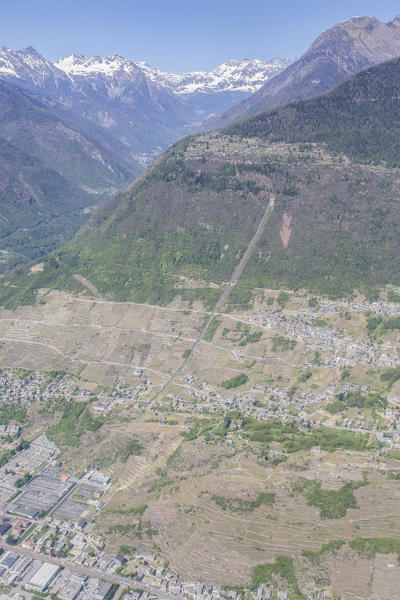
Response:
[136, 57, 293, 117]
[206, 14, 400, 129]
[0, 46, 292, 139]
[0, 45, 291, 269]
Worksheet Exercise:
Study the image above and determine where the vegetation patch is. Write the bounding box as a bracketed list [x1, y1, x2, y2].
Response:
[0, 403, 26, 425]
[367, 315, 400, 337]
[204, 317, 222, 342]
[220, 374, 248, 389]
[293, 477, 368, 519]
[46, 399, 104, 446]
[148, 471, 175, 494]
[350, 537, 400, 562]
[326, 390, 387, 414]
[119, 545, 137, 557]
[302, 539, 345, 564]
[209, 491, 275, 513]
[117, 438, 142, 463]
[271, 336, 296, 352]
[106, 520, 158, 539]
[241, 417, 377, 453]
[381, 366, 400, 388]
[388, 290, 400, 303]
[182, 417, 222, 441]
[238, 331, 262, 346]
[252, 556, 301, 597]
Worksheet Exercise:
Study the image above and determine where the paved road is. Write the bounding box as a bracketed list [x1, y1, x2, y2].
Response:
[151, 197, 275, 401]
[46, 481, 78, 518]
[1, 542, 184, 600]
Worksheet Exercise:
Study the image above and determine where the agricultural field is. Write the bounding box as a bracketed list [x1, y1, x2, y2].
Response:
[1, 281, 400, 598]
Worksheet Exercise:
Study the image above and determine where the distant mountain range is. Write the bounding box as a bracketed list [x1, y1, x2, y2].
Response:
[136, 57, 293, 116]
[207, 14, 400, 129]
[0, 46, 291, 160]
[0, 46, 195, 168]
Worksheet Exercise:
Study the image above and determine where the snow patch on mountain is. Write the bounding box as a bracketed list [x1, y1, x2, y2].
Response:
[55, 54, 293, 95]
[56, 54, 142, 77]
[0, 44, 67, 87]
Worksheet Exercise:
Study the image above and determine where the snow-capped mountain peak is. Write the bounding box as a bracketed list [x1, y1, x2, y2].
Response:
[0, 44, 68, 87]
[0, 45, 19, 76]
[136, 57, 293, 95]
[56, 54, 141, 77]
[0, 44, 292, 101]
[0, 44, 294, 157]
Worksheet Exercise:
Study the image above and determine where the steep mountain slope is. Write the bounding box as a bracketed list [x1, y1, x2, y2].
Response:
[55, 54, 196, 161]
[137, 58, 293, 118]
[207, 15, 400, 128]
[0, 46, 290, 273]
[0, 78, 132, 268]
[0, 45, 196, 166]
[0, 45, 141, 164]
[0, 46, 199, 168]
[7, 56, 400, 308]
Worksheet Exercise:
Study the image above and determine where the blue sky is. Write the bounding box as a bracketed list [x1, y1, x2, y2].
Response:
[1, 0, 400, 71]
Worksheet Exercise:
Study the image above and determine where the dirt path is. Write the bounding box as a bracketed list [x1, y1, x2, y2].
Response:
[72, 273, 101, 297]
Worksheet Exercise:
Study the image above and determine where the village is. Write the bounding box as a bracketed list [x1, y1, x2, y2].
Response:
[250, 308, 398, 369]
[0, 377, 395, 600]
[0, 370, 149, 413]
[0, 293, 400, 598]
[0, 427, 331, 600]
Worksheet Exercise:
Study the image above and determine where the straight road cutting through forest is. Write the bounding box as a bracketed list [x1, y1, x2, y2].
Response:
[151, 197, 275, 400]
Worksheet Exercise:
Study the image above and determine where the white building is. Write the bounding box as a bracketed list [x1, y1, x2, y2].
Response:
[27, 562, 60, 591]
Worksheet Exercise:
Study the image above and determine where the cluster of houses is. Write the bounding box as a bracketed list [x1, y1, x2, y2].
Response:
[0, 368, 154, 417]
[250, 309, 399, 368]
[119, 551, 328, 600]
[3, 291, 400, 598]
[0, 370, 76, 404]
[319, 294, 400, 319]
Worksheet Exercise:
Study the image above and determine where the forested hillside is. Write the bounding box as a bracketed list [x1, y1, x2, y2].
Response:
[225, 57, 400, 166]
[4, 57, 400, 308]
[0, 79, 132, 267]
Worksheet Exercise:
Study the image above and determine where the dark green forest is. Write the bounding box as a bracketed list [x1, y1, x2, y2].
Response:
[225, 58, 400, 167]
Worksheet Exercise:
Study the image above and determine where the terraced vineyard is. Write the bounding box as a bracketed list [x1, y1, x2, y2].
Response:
[2, 280, 400, 598]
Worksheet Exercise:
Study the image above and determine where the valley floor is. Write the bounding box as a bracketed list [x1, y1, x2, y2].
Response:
[0, 281, 399, 598]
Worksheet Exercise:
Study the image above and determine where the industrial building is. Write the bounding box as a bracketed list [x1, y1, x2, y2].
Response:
[27, 562, 60, 591]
